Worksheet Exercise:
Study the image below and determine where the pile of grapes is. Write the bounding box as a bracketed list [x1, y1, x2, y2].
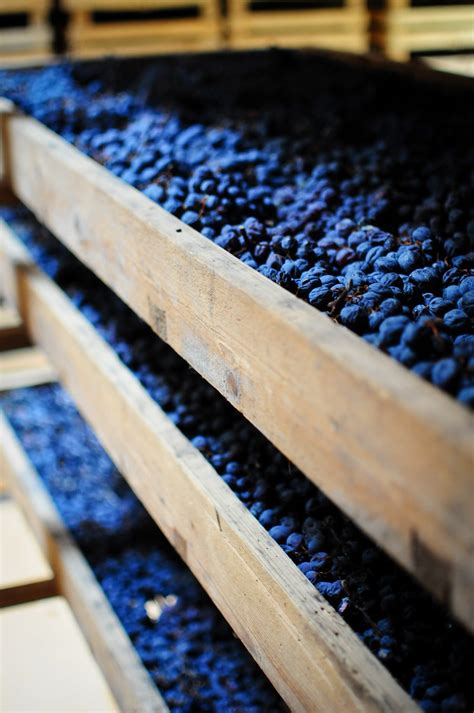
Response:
[0, 50, 473, 404]
[0, 383, 285, 713]
[2, 204, 472, 713]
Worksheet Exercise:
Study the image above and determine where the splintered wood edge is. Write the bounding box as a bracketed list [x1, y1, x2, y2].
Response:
[0, 346, 57, 390]
[0, 219, 420, 713]
[0, 412, 169, 713]
[2, 114, 473, 630]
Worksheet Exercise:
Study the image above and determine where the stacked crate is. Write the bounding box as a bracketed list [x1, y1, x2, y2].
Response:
[64, 0, 222, 57]
[0, 0, 52, 63]
[226, 0, 369, 53]
[0, 53, 473, 711]
[371, 0, 474, 60]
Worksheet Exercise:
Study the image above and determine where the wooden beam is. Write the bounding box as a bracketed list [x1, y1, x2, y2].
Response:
[2, 115, 472, 630]
[0, 346, 56, 391]
[0, 305, 29, 350]
[0, 578, 57, 608]
[0, 221, 418, 713]
[0, 413, 169, 713]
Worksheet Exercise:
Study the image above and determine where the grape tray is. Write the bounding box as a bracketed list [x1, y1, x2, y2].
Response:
[0, 390, 168, 713]
[63, 0, 222, 58]
[0, 216, 426, 713]
[0, 0, 52, 64]
[226, 0, 369, 53]
[371, 0, 474, 60]
[0, 52, 472, 635]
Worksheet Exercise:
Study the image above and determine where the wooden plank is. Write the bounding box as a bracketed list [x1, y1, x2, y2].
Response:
[228, 33, 368, 52]
[0, 597, 119, 712]
[0, 496, 53, 592]
[63, 0, 212, 12]
[65, 0, 221, 52]
[0, 412, 169, 713]
[371, 4, 474, 57]
[2, 116, 472, 630]
[65, 0, 213, 9]
[71, 19, 219, 41]
[0, 346, 56, 390]
[0, 0, 48, 12]
[385, 5, 474, 27]
[0, 26, 51, 53]
[230, 8, 366, 30]
[68, 40, 222, 58]
[0, 222, 419, 713]
[0, 305, 29, 350]
[423, 54, 474, 78]
[0, 577, 56, 607]
[0, 53, 57, 67]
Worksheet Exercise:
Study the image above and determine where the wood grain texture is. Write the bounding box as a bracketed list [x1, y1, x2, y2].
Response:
[2, 116, 473, 631]
[0, 346, 56, 390]
[0, 412, 169, 713]
[0, 220, 419, 713]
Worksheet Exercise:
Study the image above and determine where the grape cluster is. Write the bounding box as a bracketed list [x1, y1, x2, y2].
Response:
[0, 51, 472, 404]
[2, 204, 472, 713]
[0, 384, 285, 713]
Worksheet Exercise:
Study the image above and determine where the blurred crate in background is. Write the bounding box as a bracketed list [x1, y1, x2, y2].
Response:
[225, 0, 369, 53]
[0, 0, 52, 63]
[63, 0, 222, 57]
[371, 0, 474, 60]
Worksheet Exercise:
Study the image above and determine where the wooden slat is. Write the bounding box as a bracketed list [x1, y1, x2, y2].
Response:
[0, 577, 57, 607]
[70, 19, 219, 41]
[0, 221, 419, 713]
[0, 596, 120, 712]
[64, 0, 213, 9]
[371, 3, 474, 58]
[423, 54, 474, 78]
[226, 0, 368, 51]
[0, 346, 56, 391]
[384, 5, 474, 26]
[0, 494, 56, 606]
[0, 0, 48, 12]
[67, 41, 221, 58]
[2, 115, 472, 630]
[230, 8, 366, 31]
[228, 32, 368, 52]
[0, 305, 29, 350]
[0, 412, 169, 713]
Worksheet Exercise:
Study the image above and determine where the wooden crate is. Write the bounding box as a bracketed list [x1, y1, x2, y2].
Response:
[0, 0, 52, 62]
[64, 0, 222, 58]
[371, 0, 474, 60]
[0, 218, 421, 713]
[0, 78, 472, 634]
[0, 403, 168, 712]
[226, 0, 369, 53]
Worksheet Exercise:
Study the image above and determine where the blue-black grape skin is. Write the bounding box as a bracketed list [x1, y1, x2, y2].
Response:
[0, 384, 285, 713]
[0, 50, 472, 405]
[1, 205, 472, 713]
